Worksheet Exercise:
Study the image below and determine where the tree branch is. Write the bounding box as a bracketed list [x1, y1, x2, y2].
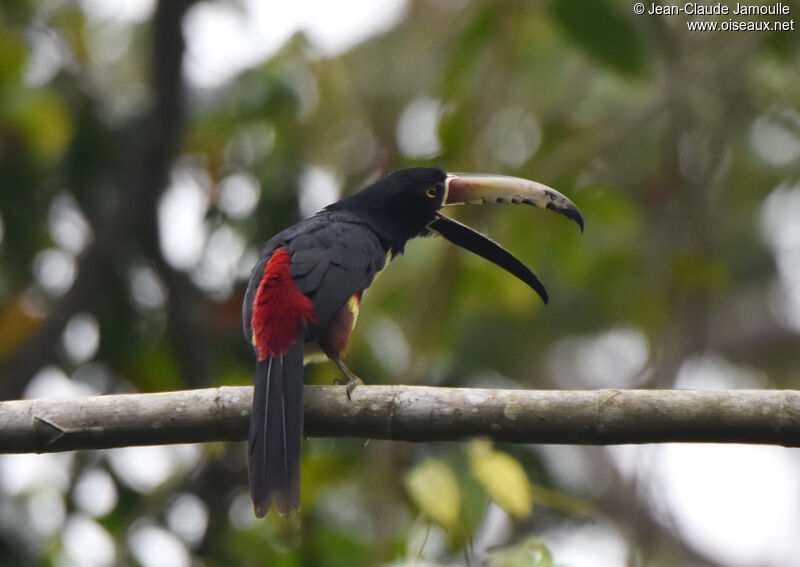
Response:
[2, 386, 800, 453]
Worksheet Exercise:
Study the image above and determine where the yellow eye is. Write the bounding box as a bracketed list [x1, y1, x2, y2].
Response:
[426, 187, 438, 198]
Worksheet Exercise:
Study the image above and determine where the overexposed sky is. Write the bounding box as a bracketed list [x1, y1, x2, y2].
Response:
[184, 0, 408, 88]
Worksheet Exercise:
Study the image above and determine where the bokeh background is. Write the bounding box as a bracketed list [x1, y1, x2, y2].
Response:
[2, 1, 800, 566]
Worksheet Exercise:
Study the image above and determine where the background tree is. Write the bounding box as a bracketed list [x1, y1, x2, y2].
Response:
[1, 1, 799, 566]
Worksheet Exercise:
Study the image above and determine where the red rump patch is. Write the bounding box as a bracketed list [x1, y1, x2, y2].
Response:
[250, 249, 315, 360]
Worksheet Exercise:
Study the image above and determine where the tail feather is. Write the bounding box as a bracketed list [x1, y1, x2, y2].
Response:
[249, 336, 305, 517]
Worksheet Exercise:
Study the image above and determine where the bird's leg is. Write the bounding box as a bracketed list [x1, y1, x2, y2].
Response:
[332, 358, 363, 400]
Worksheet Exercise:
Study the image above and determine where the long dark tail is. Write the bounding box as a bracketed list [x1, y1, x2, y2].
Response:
[248, 336, 305, 517]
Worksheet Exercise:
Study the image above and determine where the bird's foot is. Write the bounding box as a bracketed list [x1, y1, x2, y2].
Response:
[333, 359, 363, 401]
[338, 375, 364, 400]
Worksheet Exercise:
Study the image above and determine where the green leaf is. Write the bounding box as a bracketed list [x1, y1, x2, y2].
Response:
[440, 6, 499, 97]
[14, 89, 74, 161]
[551, 0, 647, 76]
[672, 253, 728, 292]
[0, 29, 26, 83]
[530, 484, 595, 518]
[405, 459, 461, 530]
[487, 536, 555, 567]
[468, 440, 533, 519]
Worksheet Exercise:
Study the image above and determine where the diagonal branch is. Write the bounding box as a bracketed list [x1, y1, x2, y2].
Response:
[2, 386, 800, 453]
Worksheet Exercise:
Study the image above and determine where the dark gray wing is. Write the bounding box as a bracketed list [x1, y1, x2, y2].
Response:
[286, 211, 387, 338]
[243, 210, 388, 344]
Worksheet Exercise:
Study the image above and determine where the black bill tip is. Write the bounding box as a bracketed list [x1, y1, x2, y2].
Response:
[546, 201, 585, 233]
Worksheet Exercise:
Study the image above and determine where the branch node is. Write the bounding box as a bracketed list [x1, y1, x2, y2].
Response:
[33, 415, 65, 450]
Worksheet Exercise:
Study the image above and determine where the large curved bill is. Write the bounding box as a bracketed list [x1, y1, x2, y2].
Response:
[444, 173, 584, 233]
[427, 213, 550, 304]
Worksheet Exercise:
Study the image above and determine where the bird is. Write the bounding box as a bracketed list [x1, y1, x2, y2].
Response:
[242, 167, 583, 517]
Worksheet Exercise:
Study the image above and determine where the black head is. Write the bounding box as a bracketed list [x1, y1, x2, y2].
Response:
[326, 167, 584, 303]
[328, 167, 448, 253]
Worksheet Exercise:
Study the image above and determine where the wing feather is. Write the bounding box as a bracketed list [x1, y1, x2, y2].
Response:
[288, 214, 386, 334]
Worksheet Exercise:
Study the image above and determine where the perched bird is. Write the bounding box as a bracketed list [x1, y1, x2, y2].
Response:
[243, 167, 583, 517]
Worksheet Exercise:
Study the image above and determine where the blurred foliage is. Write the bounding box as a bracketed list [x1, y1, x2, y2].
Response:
[1, 0, 800, 566]
[405, 458, 462, 531]
[468, 440, 533, 520]
[486, 536, 555, 567]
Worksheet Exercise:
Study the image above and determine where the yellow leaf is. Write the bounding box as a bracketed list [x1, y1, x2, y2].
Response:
[405, 459, 461, 530]
[468, 440, 533, 519]
[0, 299, 40, 358]
[15, 90, 74, 161]
[530, 484, 595, 518]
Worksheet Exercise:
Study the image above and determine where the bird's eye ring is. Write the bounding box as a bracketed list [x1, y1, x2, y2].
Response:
[426, 187, 438, 199]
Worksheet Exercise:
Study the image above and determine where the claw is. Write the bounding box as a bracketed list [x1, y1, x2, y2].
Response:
[344, 375, 364, 400]
[332, 358, 363, 401]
